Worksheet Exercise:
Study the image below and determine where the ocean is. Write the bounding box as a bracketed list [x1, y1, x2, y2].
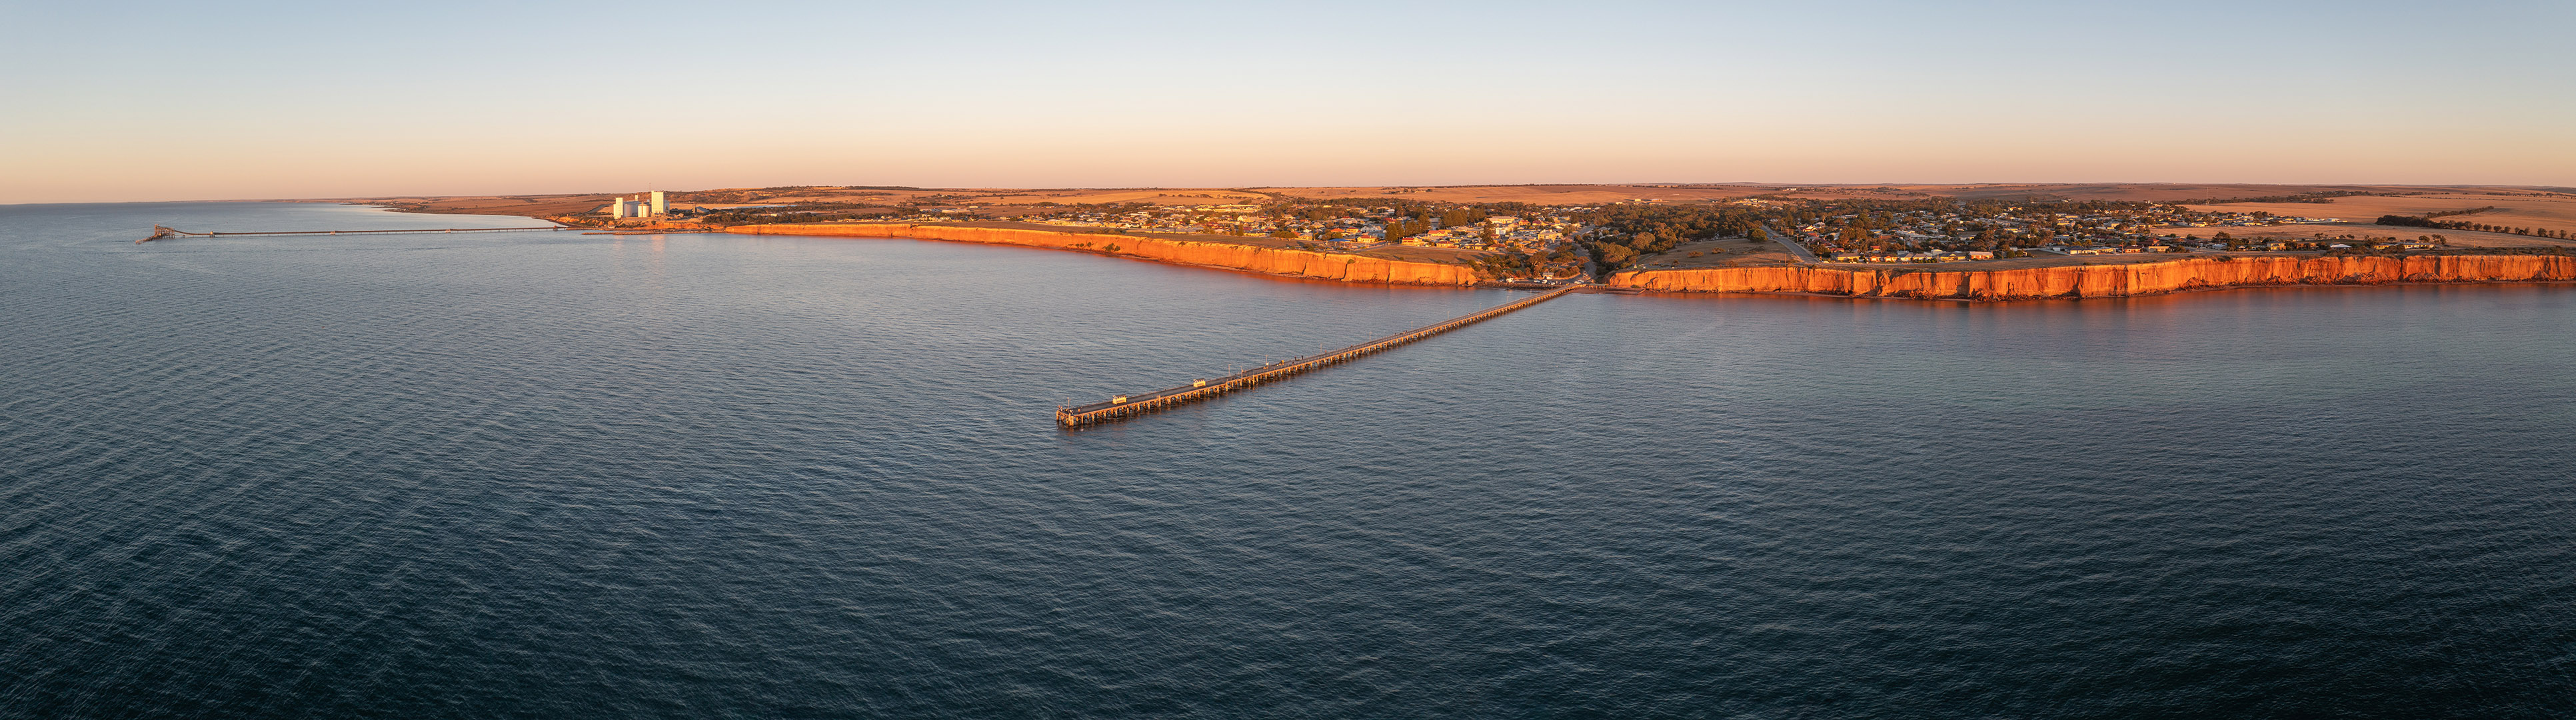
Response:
[4, 201, 2571, 718]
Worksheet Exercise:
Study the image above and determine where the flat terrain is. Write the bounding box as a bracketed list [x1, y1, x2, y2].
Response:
[345, 183, 2576, 218]
[1627, 237, 1804, 270]
[1254, 184, 1784, 205]
[2162, 222, 2576, 249]
[1914, 183, 2429, 202]
[2183, 191, 2576, 236]
[302, 183, 2564, 221]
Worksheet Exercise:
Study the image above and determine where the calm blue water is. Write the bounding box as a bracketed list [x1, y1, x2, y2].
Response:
[4, 202, 2573, 718]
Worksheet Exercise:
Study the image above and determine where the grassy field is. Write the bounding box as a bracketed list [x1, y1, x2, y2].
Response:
[2184, 191, 2576, 236]
[1626, 237, 1802, 271]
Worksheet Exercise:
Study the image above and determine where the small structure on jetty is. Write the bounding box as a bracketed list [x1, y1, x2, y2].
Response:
[1056, 286, 1576, 428]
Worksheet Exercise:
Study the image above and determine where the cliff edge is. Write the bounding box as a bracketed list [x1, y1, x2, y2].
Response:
[726, 223, 1481, 286]
[1608, 254, 2576, 300]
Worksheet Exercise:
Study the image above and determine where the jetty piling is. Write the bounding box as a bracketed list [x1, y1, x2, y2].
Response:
[1055, 286, 1576, 428]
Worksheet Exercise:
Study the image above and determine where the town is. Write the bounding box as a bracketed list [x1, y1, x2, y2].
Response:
[573, 187, 2559, 281]
[1779, 202, 2356, 263]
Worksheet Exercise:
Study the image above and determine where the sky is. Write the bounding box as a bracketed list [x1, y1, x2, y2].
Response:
[3, 0, 2570, 202]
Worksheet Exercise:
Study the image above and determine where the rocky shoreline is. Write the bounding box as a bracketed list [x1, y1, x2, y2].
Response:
[724, 222, 2575, 301]
[1606, 254, 2576, 300]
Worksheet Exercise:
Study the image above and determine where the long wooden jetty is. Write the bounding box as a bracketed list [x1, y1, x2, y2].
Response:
[1056, 285, 1578, 428]
[139, 224, 572, 243]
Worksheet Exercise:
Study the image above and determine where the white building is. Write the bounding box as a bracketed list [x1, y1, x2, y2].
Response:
[609, 191, 668, 219]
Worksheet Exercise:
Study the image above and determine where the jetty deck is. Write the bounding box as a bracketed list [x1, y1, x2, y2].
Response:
[140, 224, 572, 243]
[1056, 285, 1578, 428]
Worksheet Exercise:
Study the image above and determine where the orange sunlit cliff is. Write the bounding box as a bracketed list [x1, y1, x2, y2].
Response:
[727, 223, 1480, 285]
[724, 223, 2574, 299]
[1608, 255, 2576, 299]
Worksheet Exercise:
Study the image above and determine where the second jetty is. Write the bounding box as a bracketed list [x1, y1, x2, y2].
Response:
[141, 224, 571, 243]
[1057, 285, 1578, 428]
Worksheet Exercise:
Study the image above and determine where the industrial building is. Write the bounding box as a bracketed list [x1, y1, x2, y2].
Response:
[608, 191, 668, 219]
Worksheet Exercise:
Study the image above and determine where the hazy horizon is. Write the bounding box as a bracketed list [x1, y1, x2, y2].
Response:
[7, 0, 2570, 203]
[17, 180, 2576, 208]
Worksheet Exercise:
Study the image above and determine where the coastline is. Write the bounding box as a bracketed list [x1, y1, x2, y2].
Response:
[725, 222, 1484, 286]
[1607, 253, 2576, 301]
[325, 185, 2576, 303]
[726, 221, 2576, 301]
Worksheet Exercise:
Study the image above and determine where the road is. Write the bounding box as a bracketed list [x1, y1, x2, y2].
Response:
[1767, 224, 1820, 263]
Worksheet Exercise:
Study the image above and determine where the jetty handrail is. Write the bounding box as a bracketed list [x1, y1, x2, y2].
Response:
[1056, 286, 1576, 427]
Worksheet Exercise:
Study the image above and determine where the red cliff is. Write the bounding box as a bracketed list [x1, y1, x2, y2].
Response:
[727, 223, 1481, 286]
[1608, 255, 2576, 300]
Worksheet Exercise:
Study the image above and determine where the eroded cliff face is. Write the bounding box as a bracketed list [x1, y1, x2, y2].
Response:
[727, 223, 1481, 285]
[1608, 255, 2576, 300]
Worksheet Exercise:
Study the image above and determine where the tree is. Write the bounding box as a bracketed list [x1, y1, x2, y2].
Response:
[1594, 243, 1638, 265]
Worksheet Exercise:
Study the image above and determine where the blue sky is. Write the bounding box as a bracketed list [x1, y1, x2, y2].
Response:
[4, 0, 2569, 201]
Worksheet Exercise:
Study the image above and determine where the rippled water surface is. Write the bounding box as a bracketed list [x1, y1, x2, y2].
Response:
[4, 202, 2573, 718]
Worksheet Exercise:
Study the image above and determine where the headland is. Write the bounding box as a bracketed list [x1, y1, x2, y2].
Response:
[339, 182, 2576, 301]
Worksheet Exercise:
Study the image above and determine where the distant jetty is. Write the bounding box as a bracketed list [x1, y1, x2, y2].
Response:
[139, 224, 571, 243]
